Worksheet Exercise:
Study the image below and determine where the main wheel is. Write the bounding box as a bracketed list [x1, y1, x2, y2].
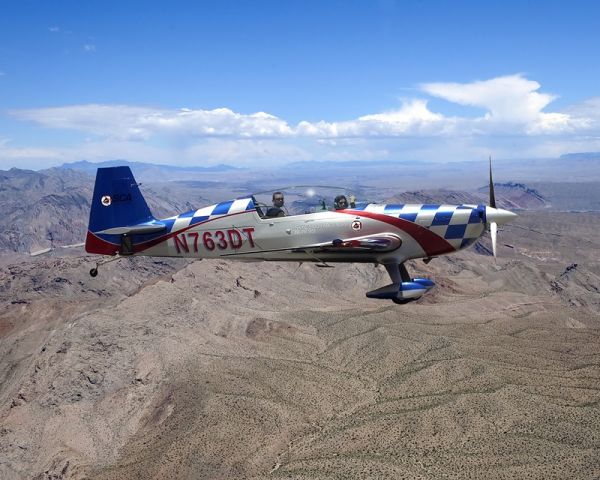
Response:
[89, 268, 98, 277]
[392, 297, 412, 305]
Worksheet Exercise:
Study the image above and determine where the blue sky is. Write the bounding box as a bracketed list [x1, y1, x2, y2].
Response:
[1, 0, 600, 169]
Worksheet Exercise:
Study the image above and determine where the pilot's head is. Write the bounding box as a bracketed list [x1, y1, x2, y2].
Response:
[334, 195, 348, 210]
[273, 192, 284, 207]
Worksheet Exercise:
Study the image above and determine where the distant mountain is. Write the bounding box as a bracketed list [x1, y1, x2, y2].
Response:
[57, 160, 241, 182]
[0, 168, 93, 253]
[385, 183, 549, 210]
[528, 181, 600, 212]
[476, 182, 548, 209]
[385, 189, 482, 205]
[559, 152, 600, 161]
[0, 168, 212, 254]
[60, 160, 239, 173]
[283, 156, 600, 188]
[286, 159, 430, 169]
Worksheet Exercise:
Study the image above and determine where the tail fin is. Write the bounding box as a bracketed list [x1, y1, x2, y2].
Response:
[85, 167, 156, 254]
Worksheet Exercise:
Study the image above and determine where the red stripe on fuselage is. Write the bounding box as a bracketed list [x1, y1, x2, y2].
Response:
[132, 209, 255, 254]
[341, 209, 455, 257]
[85, 209, 257, 257]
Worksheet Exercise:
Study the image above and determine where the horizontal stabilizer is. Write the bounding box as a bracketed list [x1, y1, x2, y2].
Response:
[96, 222, 167, 235]
[30, 247, 52, 257]
[30, 242, 86, 257]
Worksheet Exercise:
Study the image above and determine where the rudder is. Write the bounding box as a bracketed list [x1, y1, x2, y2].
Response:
[85, 167, 155, 254]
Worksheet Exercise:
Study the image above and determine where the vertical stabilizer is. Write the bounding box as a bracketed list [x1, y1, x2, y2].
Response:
[85, 167, 155, 254]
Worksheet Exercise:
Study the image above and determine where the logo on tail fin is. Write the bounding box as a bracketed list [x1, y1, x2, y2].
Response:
[101, 195, 112, 206]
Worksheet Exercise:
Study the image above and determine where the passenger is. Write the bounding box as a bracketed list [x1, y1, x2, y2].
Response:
[266, 191, 286, 217]
[348, 194, 356, 208]
[334, 195, 349, 210]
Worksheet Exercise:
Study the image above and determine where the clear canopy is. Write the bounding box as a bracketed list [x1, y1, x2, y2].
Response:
[250, 185, 364, 216]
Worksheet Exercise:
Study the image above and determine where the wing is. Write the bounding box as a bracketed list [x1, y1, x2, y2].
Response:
[221, 233, 402, 256]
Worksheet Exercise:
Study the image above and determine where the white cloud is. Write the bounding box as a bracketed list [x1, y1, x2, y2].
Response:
[562, 97, 600, 131]
[6, 75, 600, 168]
[12, 105, 154, 140]
[297, 99, 447, 138]
[83, 44, 96, 52]
[13, 75, 589, 142]
[420, 74, 584, 134]
[49, 26, 60, 33]
[11, 105, 295, 141]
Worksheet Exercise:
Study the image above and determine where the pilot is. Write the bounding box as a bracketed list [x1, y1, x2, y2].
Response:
[334, 195, 349, 210]
[266, 191, 286, 217]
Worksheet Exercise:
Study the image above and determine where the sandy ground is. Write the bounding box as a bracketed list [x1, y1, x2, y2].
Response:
[0, 212, 599, 479]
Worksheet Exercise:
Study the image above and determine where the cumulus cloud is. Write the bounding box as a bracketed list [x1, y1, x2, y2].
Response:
[12, 75, 589, 142]
[11, 105, 295, 141]
[420, 74, 584, 134]
[6, 75, 600, 168]
[297, 99, 447, 138]
[562, 97, 600, 130]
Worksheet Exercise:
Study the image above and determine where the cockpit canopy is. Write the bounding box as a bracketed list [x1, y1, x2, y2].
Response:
[250, 185, 362, 217]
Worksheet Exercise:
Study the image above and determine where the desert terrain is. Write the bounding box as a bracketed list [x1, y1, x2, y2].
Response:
[0, 166, 599, 479]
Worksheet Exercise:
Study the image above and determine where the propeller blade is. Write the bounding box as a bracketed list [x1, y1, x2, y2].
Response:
[490, 221, 498, 259]
[489, 155, 496, 209]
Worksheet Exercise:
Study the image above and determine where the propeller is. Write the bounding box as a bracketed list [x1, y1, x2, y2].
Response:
[485, 156, 517, 259]
[489, 155, 498, 259]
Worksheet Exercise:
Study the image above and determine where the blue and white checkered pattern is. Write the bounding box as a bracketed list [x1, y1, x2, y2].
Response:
[165, 198, 255, 233]
[365, 203, 485, 250]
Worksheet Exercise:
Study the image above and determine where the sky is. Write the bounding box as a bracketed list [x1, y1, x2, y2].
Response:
[1, 0, 600, 169]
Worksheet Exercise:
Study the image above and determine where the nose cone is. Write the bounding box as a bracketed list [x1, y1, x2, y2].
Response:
[486, 207, 518, 225]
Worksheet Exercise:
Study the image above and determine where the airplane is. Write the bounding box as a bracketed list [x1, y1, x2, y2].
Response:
[85, 160, 517, 304]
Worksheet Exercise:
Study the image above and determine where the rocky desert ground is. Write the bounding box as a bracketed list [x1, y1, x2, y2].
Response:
[1, 167, 599, 479]
[0, 213, 598, 479]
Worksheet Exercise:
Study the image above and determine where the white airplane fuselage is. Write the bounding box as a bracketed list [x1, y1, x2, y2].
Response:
[87, 197, 515, 264]
[85, 166, 517, 303]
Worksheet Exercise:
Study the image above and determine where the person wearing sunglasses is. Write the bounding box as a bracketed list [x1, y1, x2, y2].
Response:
[266, 191, 286, 217]
[334, 195, 348, 210]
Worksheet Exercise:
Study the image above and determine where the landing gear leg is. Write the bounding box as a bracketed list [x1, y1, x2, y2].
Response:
[386, 263, 413, 304]
[366, 262, 435, 304]
[384, 263, 411, 283]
